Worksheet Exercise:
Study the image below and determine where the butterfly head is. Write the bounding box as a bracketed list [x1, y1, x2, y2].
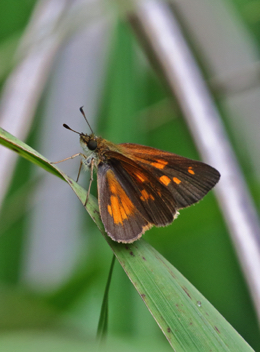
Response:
[63, 124, 98, 152]
[80, 133, 98, 152]
[63, 106, 99, 153]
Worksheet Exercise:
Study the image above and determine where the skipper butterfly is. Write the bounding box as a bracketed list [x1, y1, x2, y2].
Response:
[53, 108, 220, 243]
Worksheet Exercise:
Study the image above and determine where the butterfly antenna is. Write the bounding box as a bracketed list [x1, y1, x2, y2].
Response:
[79, 106, 94, 134]
[63, 124, 81, 135]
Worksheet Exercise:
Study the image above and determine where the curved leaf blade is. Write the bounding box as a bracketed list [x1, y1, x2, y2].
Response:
[0, 127, 254, 351]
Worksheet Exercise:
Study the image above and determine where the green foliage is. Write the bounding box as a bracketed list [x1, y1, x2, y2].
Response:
[0, 1, 260, 351]
[0, 120, 254, 351]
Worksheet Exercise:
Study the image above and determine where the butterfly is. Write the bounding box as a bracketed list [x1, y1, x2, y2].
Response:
[53, 107, 220, 243]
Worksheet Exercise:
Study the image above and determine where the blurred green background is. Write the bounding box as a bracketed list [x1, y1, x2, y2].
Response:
[0, 0, 260, 351]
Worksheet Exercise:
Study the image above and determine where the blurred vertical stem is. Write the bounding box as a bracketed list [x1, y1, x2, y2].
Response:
[123, 0, 260, 323]
[0, 0, 70, 210]
[97, 254, 116, 341]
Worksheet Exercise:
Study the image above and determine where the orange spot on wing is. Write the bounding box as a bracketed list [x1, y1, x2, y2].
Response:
[121, 195, 135, 219]
[140, 189, 149, 201]
[140, 189, 155, 201]
[173, 177, 181, 184]
[107, 170, 135, 225]
[107, 204, 112, 216]
[110, 195, 124, 225]
[136, 173, 146, 182]
[188, 167, 195, 175]
[151, 160, 168, 169]
[159, 175, 171, 186]
[110, 184, 118, 194]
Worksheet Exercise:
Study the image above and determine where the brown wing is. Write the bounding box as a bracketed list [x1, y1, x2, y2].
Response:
[97, 154, 178, 243]
[97, 164, 152, 243]
[97, 143, 220, 243]
[119, 143, 220, 208]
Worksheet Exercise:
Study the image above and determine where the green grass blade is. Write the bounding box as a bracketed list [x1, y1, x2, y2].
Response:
[97, 254, 116, 341]
[107, 239, 254, 351]
[0, 127, 254, 351]
[0, 127, 101, 230]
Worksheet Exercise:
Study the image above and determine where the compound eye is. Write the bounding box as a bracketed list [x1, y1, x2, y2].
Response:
[87, 139, 97, 151]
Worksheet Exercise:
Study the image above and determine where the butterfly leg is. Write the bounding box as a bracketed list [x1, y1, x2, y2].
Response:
[84, 158, 95, 207]
[76, 160, 83, 182]
[51, 153, 84, 164]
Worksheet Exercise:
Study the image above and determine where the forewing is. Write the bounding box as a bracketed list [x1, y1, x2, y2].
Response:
[119, 143, 220, 208]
